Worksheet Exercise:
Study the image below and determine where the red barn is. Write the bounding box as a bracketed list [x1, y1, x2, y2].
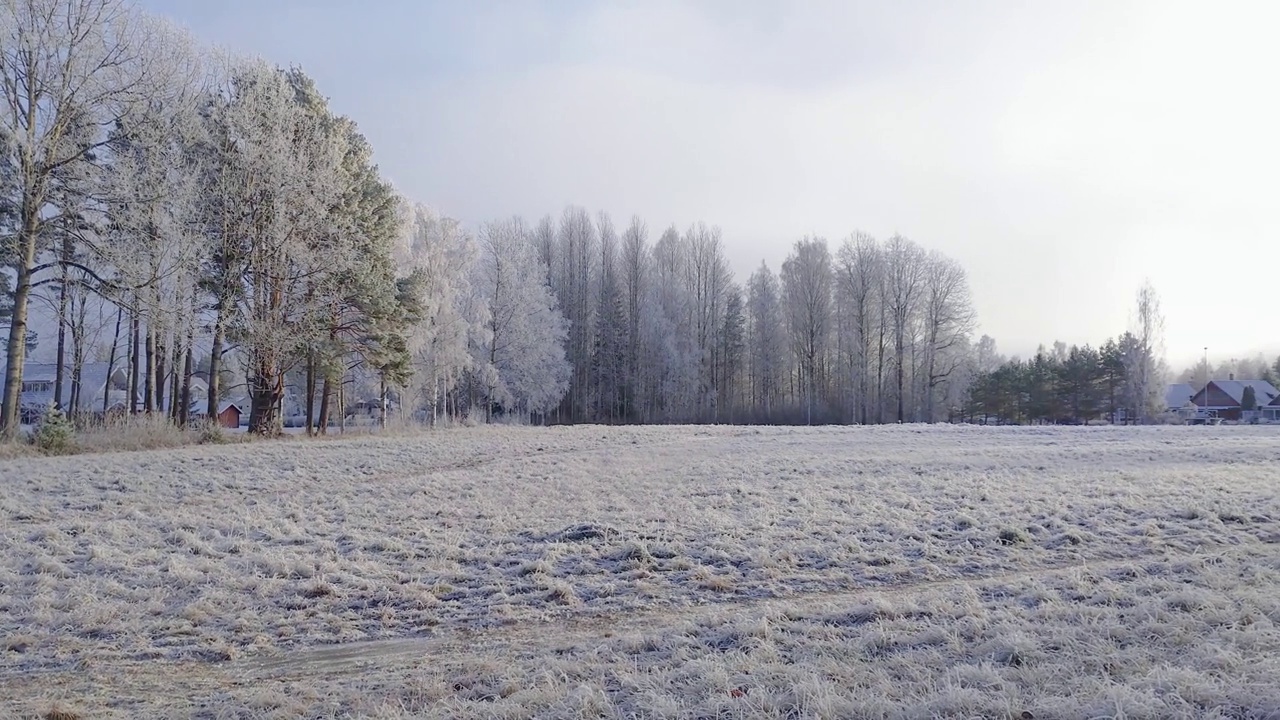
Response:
[191, 400, 244, 429]
[215, 402, 243, 429]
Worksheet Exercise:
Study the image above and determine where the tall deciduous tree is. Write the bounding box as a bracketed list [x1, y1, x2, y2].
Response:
[472, 216, 569, 420]
[746, 262, 785, 421]
[0, 0, 175, 433]
[781, 237, 833, 425]
[1124, 280, 1166, 424]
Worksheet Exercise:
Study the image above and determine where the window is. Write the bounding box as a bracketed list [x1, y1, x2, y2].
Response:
[21, 381, 52, 393]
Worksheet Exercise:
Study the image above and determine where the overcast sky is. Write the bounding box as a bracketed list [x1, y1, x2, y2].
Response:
[141, 0, 1278, 367]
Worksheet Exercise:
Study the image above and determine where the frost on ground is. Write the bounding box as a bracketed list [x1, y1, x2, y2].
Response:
[2, 425, 1280, 719]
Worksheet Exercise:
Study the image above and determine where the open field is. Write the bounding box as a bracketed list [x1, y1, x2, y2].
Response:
[3, 424, 1280, 719]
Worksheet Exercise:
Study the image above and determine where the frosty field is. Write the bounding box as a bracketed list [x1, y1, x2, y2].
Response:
[3, 425, 1280, 719]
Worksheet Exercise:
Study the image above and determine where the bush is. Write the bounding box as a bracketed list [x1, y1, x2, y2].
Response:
[34, 405, 75, 455]
[71, 414, 191, 454]
[198, 420, 227, 445]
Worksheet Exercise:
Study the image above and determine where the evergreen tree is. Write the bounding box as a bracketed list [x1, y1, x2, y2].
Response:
[1241, 385, 1257, 412]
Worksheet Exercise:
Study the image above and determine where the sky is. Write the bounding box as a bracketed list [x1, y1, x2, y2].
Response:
[141, 0, 1279, 367]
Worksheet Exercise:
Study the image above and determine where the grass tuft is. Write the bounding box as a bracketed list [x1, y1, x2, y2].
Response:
[998, 528, 1027, 546]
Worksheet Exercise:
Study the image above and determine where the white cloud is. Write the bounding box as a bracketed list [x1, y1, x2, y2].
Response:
[150, 0, 1280, 365]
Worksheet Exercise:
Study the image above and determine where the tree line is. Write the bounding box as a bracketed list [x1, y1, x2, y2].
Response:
[523, 222, 977, 426]
[1, 0, 985, 436]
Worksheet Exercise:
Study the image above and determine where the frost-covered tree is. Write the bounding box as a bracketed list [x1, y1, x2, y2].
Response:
[472, 216, 569, 420]
[619, 216, 648, 421]
[919, 252, 976, 421]
[196, 61, 347, 434]
[399, 204, 478, 424]
[718, 283, 746, 421]
[685, 223, 731, 421]
[552, 206, 597, 422]
[781, 237, 833, 424]
[0, 0, 182, 433]
[593, 213, 626, 421]
[1123, 280, 1166, 424]
[746, 262, 785, 421]
[882, 235, 926, 423]
[835, 232, 881, 424]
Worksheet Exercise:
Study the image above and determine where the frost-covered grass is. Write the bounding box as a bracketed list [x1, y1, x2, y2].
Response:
[3, 424, 1280, 719]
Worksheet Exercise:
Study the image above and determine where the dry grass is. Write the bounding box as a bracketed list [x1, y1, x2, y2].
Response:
[2, 424, 1280, 719]
[0, 439, 38, 460]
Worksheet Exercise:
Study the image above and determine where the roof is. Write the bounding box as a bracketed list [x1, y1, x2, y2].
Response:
[1165, 383, 1195, 409]
[191, 398, 245, 415]
[1198, 380, 1280, 409]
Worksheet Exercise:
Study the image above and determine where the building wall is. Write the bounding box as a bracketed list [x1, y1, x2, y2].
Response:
[1196, 385, 1241, 410]
[217, 407, 241, 429]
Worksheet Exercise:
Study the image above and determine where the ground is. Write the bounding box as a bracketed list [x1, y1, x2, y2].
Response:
[2, 424, 1280, 719]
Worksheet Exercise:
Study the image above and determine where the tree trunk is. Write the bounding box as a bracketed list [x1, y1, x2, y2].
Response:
[54, 270, 69, 410]
[208, 308, 226, 420]
[129, 307, 141, 415]
[305, 354, 316, 436]
[379, 373, 388, 429]
[179, 344, 194, 429]
[158, 341, 170, 415]
[67, 288, 85, 417]
[248, 349, 284, 436]
[318, 373, 332, 435]
[143, 325, 156, 413]
[0, 218, 38, 434]
[167, 343, 180, 421]
[338, 375, 346, 433]
[103, 305, 124, 416]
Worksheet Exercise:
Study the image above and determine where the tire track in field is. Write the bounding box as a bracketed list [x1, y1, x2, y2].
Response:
[357, 429, 730, 484]
[240, 542, 1258, 680]
[6, 532, 1274, 718]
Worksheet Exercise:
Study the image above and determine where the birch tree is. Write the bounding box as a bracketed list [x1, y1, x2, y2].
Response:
[552, 206, 596, 421]
[473, 216, 569, 419]
[835, 232, 881, 424]
[685, 222, 730, 421]
[780, 237, 832, 424]
[400, 204, 476, 423]
[883, 234, 925, 422]
[746, 262, 784, 421]
[919, 251, 975, 421]
[619, 215, 647, 421]
[1124, 280, 1166, 423]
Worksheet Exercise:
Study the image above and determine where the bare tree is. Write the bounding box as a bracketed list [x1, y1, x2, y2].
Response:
[920, 251, 976, 421]
[781, 237, 833, 425]
[883, 234, 925, 423]
[0, 0, 177, 433]
[1124, 280, 1166, 423]
[746, 262, 784, 421]
[619, 215, 647, 421]
[552, 206, 597, 421]
[685, 222, 729, 421]
[835, 232, 881, 424]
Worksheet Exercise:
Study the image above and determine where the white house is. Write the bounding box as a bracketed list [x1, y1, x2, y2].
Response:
[19, 362, 137, 422]
[1164, 383, 1195, 414]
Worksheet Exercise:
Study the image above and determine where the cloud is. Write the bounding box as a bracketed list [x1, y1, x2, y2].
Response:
[143, 0, 1280, 364]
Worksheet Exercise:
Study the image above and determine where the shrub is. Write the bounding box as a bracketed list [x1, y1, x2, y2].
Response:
[73, 414, 190, 454]
[34, 405, 75, 455]
[198, 420, 227, 445]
